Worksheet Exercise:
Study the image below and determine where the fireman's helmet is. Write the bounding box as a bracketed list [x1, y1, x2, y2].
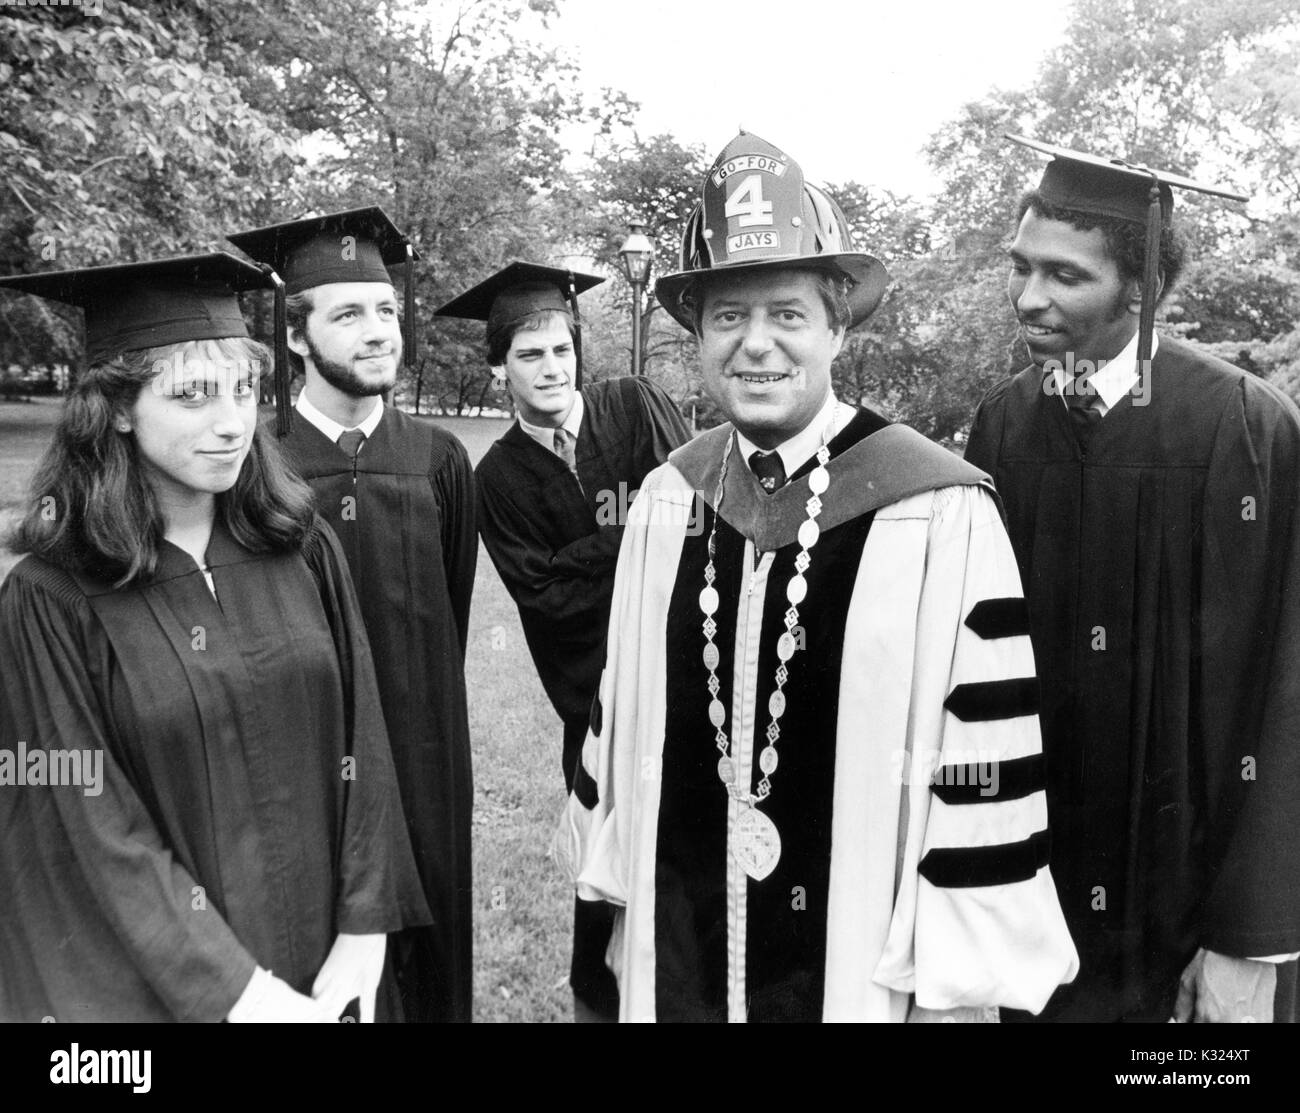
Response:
[655, 131, 889, 332]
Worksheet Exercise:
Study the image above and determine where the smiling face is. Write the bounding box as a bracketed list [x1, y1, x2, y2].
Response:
[1008, 208, 1141, 369]
[126, 344, 260, 508]
[495, 313, 577, 427]
[290, 281, 402, 397]
[697, 268, 844, 450]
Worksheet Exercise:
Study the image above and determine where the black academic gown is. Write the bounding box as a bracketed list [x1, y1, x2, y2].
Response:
[0, 519, 430, 1022]
[966, 337, 1300, 1021]
[475, 376, 692, 786]
[279, 405, 476, 1023]
[475, 375, 691, 1016]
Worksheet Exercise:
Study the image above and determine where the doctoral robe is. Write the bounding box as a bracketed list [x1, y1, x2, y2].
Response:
[561, 408, 1079, 1021]
[0, 520, 429, 1022]
[965, 336, 1300, 1021]
[476, 375, 691, 1016]
[279, 405, 476, 1022]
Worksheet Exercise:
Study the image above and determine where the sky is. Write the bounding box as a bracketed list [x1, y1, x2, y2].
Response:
[542, 0, 1073, 198]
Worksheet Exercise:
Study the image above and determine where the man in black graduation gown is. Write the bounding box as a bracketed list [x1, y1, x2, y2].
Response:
[966, 137, 1300, 1022]
[435, 263, 691, 1020]
[228, 208, 476, 1022]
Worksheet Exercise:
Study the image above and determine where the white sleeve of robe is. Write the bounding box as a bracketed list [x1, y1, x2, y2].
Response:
[555, 463, 684, 911]
[871, 483, 1079, 1013]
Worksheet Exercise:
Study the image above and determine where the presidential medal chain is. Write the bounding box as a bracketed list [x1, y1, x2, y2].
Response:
[699, 428, 832, 882]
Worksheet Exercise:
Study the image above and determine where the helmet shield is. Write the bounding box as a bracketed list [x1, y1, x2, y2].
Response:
[702, 134, 807, 266]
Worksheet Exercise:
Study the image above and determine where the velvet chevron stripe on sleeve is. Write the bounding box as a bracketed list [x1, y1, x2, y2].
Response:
[930, 753, 1047, 804]
[943, 677, 1039, 722]
[917, 830, 1052, 888]
[962, 596, 1032, 640]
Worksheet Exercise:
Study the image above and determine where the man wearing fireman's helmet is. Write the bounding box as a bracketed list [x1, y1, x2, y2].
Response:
[560, 132, 1078, 1022]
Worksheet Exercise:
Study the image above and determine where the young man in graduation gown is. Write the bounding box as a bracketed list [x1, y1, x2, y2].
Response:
[965, 137, 1300, 1023]
[227, 209, 477, 1022]
[559, 133, 1079, 1022]
[435, 263, 691, 1020]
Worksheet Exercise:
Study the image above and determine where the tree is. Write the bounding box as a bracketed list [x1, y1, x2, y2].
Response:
[0, 1, 299, 367]
[565, 132, 708, 394]
[208, 0, 638, 413]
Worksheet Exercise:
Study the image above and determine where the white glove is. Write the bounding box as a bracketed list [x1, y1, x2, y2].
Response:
[311, 933, 387, 1023]
[227, 966, 336, 1023]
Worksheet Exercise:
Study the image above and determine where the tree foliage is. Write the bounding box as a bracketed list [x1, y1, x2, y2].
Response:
[0, 0, 297, 365]
[899, 0, 1300, 438]
[566, 132, 710, 414]
[204, 0, 639, 412]
[2, 0, 1298, 417]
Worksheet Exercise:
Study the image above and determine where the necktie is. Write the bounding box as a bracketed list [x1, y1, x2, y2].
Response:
[337, 428, 366, 459]
[554, 427, 578, 474]
[748, 450, 787, 494]
[1065, 379, 1103, 444]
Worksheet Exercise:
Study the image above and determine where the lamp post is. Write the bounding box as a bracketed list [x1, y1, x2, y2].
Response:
[618, 220, 654, 376]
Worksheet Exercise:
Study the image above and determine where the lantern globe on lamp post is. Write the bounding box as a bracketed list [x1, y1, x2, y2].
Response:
[618, 220, 654, 376]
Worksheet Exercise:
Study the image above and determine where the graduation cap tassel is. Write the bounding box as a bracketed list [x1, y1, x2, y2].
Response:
[1137, 174, 1162, 375]
[264, 267, 292, 437]
[567, 270, 583, 392]
[405, 244, 416, 369]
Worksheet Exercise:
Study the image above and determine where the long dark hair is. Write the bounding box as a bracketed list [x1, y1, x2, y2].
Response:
[11, 337, 315, 587]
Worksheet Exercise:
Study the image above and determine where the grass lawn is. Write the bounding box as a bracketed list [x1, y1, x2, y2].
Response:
[0, 403, 575, 1023]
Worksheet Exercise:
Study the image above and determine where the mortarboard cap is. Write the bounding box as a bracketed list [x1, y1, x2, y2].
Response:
[227, 205, 418, 355]
[1007, 133, 1249, 368]
[0, 251, 273, 364]
[225, 205, 415, 296]
[433, 261, 604, 388]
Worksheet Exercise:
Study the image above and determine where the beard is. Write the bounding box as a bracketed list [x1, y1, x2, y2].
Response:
[306, 335, 398, 398]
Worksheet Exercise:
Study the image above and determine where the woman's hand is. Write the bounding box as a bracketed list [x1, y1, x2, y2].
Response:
[311, 933, 388, 1022]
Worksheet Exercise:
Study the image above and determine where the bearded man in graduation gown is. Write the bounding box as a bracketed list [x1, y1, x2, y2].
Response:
[965, 137, 1300, 1023]
[435, 263, 692, 1020]
[228, 208, 476, 1022]
[559, 133, 1079, 1022]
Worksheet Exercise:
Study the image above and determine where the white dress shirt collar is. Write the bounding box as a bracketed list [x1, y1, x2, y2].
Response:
[734, 390, 852, 477]
[518, 392, 585, 454]
[295, 390, 384, 442]
[1051, 330, 1159, 417]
